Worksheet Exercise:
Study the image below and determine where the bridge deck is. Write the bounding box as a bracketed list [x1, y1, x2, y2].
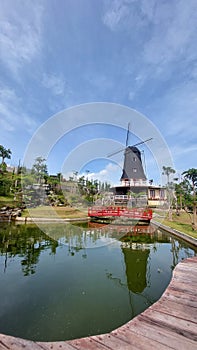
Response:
[88, 206, 152, 221]
[0, 257, 196, 349]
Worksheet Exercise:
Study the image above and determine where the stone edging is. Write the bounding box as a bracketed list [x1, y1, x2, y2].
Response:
[152, 219, 197, 247]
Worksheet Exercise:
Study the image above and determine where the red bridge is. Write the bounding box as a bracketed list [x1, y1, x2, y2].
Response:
[88, 206, 152, 222]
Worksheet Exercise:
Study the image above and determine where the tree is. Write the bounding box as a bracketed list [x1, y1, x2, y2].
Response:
[31, 157, 48, 184]
[182, 168, 197, 230]
[0, 173, 12, 196]
[162, 166, 176, 220]
[0, 145, 12, 164]
[162, 166, 176, 184]
[174, 179, 192, 211]
[0, 145, 12, 173]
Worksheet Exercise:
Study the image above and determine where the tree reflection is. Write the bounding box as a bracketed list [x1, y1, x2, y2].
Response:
[0, 224, 58, 275]
[0, 222, 195, 278]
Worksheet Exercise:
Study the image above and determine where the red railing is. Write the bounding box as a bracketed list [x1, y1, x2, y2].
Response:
[88, 206, 152, 221]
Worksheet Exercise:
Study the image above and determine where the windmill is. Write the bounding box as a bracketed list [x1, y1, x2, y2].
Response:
[108, 123, 152, 187]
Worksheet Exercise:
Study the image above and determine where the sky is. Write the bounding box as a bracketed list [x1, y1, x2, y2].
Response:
[1, 0, 197, 186]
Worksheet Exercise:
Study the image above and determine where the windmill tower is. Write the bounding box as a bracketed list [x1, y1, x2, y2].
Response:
[108, 124, 152, 206]
[120, 147, 147, 186]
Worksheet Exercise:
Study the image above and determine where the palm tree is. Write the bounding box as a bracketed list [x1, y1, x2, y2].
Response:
[182, 168, 197, 230]
[162, 166, 176, 184]
[162, 166, 176, 221]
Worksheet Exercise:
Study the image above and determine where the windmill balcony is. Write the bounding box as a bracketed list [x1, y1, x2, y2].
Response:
[114, 195, 129, 200]
[121, 179, 148, 187]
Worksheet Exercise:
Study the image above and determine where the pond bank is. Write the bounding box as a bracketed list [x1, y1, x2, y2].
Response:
[1, 215, 197, 248]
[15, 216, 89, 223]
[152, 220, 197, 247]
[13, 217, 197, 247]
[0, 256, 196, 349]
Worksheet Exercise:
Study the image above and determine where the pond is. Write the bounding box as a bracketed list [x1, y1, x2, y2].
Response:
[0, 221, 196, 341]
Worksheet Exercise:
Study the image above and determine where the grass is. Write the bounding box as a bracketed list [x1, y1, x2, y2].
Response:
[0, 195, 18, 208]
[1, 195, 196, 239]
[22, 206, 88, 219]
[153, 210, 197, 239]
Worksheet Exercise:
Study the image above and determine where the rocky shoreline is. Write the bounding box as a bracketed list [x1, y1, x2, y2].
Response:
[0, 206, 22, 221]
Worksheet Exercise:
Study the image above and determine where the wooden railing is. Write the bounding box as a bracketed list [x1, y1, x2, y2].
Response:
[88, 206, 152, 220]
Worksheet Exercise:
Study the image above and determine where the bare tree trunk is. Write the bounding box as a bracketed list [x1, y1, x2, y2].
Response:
[167, 190, 173, 221]
[168, 207, 173, 221]
[180, 193, 183, 210]
[192, 184, 196, 230]
[192, 203, 197, 230]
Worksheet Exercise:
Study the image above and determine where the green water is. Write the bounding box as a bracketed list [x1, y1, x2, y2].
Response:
[0, 222, 196, 341]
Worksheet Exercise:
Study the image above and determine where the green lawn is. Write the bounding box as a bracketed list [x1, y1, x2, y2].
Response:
[0, 196, 17, 208]
[153, 210, 197, 239]
[22, 206, 88, 219]
[1, 196, 196, 239]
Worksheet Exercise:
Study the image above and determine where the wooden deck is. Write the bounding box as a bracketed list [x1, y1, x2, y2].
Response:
[0, 257, 196, 350]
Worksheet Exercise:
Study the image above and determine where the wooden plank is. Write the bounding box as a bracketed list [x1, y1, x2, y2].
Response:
[67, 337, 112, 350]
[37, 341, 77, 350]
[161, 293, 197, 308]
[140, 310, 197, 341]
[176, 266, 197, 275]
[173, 271, 197, 281]
[172, 271, 197, 284]
[166, 285, 197, 299]
[111, 327, 171, 350]
[181, 258, 197, 265]
[151, 299, 197, 323]
[166, 283, 197, 297]
[165, 281, 197, 296]
[92, 334, 135, 350]
[121, 317, 197, 350]
[177, 258, 197, 272]
[174, 265, 197, 275]
[0, 339, 10, 350]
[0, 334, 42, 350]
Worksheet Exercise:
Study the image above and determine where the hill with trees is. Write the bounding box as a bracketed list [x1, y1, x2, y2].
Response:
[0, 144, 196, 232]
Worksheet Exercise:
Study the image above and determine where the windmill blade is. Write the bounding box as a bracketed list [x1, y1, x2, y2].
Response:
[129, 138, 153, 148]
[124, 138, 153, 154]
[125, 122, 130, 147]
[107, 122, 131, 157]
[107, 137, 153, 157]
[107, 147, 125, 158]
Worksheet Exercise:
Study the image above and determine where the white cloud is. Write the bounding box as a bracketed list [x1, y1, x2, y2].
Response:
[102, 0, 130, 31]
[143, 0, 197, 66]
[103, 0, 197, 92]
[42, 73, 67, 96]
[102, 0, 155, 31]
[171, 144, 197, 158]
[161, 81, 197, 139]
[0, 86, 38, 133]
[128, 91, 135, 101]
[0, 1, 44, 76]
[81, 163, 122, 186]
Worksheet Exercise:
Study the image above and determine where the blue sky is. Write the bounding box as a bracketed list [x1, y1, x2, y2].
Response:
[0, 0, 197, 186]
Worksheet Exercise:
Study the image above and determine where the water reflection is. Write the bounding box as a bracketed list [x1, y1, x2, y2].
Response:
[0, 222, 196, 341]
[0, 222, 196, 277]
[122, 249, 150, 293]
[0, 224, 58, 275]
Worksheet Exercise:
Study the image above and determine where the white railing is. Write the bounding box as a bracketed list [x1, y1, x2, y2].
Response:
[121, 179, 148, 187]
[114, 195, 128, 200]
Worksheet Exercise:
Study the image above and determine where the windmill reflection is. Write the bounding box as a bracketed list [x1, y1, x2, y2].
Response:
[120, 225, 153, 294]
[122, 248, 150, 293]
